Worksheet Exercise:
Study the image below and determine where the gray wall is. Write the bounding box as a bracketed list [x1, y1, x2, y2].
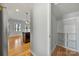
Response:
[51, 4, 57, 52]
[31, 3, 50, 56]
[56, 20, 64, 45]
[76, 20, 79, 50]
[2, 5, 8, 56]
[57, 20, 64, 33]
[0, 7, 3, 56]
[8, 19, 26, 36]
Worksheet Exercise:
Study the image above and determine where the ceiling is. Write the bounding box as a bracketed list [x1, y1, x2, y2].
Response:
[1, 3, 79, 21]
[52, 3, 79, 20]
[1, 3, 33, 21]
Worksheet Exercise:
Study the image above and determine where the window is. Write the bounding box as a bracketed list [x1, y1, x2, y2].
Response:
[15, 24, 21, 31]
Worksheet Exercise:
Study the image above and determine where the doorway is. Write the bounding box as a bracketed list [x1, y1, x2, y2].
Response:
[2, 3, 32, 56]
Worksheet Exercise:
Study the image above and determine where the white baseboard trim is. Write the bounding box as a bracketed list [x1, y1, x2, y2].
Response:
[64, 47, 79, 53]
[51, 45, 56, 55]
[57, 44, 64, 48]
[30, 50, 37, 56]
[52, 45, 56, 52]
[30, 50, 51, 56]
[57, 44, 79, 53]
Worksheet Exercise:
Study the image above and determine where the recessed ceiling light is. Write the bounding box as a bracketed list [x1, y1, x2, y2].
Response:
[16, 9, 19, 12]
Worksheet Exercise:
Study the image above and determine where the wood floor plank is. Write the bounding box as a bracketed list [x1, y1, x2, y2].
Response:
[8, 35, 32, 56]
[52, 45, 79, 56]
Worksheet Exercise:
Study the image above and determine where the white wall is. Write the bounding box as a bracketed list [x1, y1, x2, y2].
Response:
[31, 3, 50, 56]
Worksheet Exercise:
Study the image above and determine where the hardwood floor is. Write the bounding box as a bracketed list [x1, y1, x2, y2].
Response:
[52, 45, 79, 56]
[8, 35, 32, 56]
[9, 35, 79, 56]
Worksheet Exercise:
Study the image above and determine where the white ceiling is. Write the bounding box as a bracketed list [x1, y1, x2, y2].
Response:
[2, 3, 33, 21]
[52, 3, 79, 20]
[2, 3, 79, 21]
[2, 3, 33, 11]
